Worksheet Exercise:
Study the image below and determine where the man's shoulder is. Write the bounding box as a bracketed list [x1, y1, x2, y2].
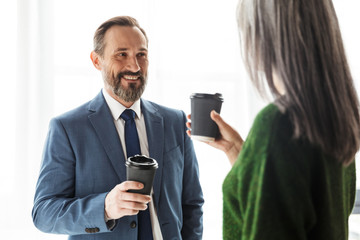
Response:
[53, 92, 105, 122]
[54, 100, 92, 122]
[141, 99, 185, 119]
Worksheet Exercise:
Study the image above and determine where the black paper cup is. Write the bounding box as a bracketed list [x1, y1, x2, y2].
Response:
[125, 155, 158, 195]
[190, 93, 224, 142]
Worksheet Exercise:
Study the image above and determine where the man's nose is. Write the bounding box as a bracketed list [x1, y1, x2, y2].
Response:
[126, 56, 141, 72]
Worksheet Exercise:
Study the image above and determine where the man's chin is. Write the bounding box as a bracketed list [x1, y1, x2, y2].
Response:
[117, 81, 140, 91]
[113, 87, 144, 103]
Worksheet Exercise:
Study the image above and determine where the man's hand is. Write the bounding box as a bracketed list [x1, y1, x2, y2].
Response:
[105, 181, 151, 220]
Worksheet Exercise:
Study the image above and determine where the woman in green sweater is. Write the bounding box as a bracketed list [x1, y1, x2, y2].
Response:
[187, 0, 359, 239]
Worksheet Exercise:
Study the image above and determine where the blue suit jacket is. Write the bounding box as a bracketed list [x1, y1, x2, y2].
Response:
[32, 91, 204, 239]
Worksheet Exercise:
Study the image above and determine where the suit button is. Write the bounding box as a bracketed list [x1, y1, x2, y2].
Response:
[85, 227, 100, 233]
[130, 221, 137, 228]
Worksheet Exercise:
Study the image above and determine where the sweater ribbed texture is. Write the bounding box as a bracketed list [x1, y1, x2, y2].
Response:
[223, 104, 356, 240]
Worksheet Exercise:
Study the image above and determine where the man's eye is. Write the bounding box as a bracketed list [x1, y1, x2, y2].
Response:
[137, 52, 147, 57]
[117, 53, 127, 57]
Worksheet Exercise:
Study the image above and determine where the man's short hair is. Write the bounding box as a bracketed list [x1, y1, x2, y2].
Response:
[93, 16, 148, 56]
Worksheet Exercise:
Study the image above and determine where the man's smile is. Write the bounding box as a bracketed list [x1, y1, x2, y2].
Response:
[123, 75, 140, 81]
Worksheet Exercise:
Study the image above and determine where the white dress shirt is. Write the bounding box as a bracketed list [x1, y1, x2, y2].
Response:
[102, 89, 163, 240]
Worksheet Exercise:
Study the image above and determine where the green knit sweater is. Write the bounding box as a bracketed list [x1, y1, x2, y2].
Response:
[222, 104, 356, 240]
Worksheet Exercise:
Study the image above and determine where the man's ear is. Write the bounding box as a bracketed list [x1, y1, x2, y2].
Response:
[90, 51, 102, 70]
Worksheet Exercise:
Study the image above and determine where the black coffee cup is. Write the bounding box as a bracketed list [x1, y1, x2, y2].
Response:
[190, 93, 224, 141]
[125, 155, 158, 195]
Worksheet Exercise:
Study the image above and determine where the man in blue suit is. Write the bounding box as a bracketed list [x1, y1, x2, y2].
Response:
[32, 16, 204, 240]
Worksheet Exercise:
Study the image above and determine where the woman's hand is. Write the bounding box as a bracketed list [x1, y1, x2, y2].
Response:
[186, 111, 244, 166]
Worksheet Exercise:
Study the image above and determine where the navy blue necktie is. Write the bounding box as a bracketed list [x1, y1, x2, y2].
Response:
[120, 109, 153, 240]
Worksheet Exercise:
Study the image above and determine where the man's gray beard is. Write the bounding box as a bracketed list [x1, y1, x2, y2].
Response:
[103, 70, 147, 102]
[113, 80, 146, 102]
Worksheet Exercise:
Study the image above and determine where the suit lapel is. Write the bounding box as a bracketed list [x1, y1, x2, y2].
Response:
[88, 92, 127, 183]
[141, 99, 164, 207]
[86, 94, 164, 204]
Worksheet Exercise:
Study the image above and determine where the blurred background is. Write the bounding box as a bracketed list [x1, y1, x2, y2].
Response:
[0, 0, 359, 239]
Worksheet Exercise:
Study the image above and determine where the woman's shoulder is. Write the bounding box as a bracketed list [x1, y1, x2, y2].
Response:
[240, 102, 315, 171]
[248, 103, 290, 140]
[254, 103, 283, 124]
[240, 103, 303, 166]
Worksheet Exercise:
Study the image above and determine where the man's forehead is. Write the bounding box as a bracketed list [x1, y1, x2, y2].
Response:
[102, 26, 147, 55]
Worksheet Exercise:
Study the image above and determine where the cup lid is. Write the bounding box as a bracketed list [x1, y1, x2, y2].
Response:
[190, 93, 224, 101]
[126, 154, 158, 169]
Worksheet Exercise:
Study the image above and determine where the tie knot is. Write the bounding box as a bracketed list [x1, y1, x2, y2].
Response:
[121, 109, 136, 121]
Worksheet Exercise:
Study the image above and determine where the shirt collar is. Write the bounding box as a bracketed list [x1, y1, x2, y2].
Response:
[102, 89, 142, 120]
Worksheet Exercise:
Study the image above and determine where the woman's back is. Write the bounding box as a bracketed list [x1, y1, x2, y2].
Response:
[223, 104, 356, 240]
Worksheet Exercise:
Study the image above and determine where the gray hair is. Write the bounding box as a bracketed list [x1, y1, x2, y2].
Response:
[93, 16, 148, 57]
[237, 0, 360, 164]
